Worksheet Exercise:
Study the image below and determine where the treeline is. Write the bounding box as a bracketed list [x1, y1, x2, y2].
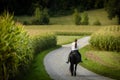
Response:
[0, 0, 104, 15]
[0, 0, 120, 24]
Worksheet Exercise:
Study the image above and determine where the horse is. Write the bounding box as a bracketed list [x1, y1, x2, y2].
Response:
[69, 50, 82, 76]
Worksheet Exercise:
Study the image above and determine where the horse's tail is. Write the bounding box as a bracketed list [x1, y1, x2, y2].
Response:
[70, 51, 82, 64]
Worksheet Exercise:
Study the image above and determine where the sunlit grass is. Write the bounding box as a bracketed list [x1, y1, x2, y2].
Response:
[24, 25, 102, 36]
[15, 9, 118, 25]
[57, 36, 83, 45]
[80, 45, 120, 80]
[20, 48, 58, 80]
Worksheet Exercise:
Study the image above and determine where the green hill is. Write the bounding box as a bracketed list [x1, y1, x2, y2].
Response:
[15, 9, 118, 25]
[50, 9, 118, 25]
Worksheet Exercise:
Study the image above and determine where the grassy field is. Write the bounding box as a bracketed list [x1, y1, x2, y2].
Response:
[24, 25, 102, 36]
[15, 9, 118, 25]
[57, 36, 83, 45]
[16, 8, 119, 80]
[19, 28, 119, 80]
[22, 35, 120, 80]
[50, 9, 118, 25]
[23, 23, 120, 80]
[80, 45, 120, 80]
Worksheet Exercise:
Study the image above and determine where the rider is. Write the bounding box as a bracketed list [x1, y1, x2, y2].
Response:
[66, 39, 82, 63]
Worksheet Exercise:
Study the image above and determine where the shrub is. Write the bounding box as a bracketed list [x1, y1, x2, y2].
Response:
[90, 26, 120, 52]
[56, 32, 91, 36]
[81, 12, 89, 25]
[93, 19, 101, 25]
[32, 33, 57, 54]
[0, 12, 33, 80]
[32, 8, 50, 25]
[23, 20, 32, 25]
[73, 9, 81, 25]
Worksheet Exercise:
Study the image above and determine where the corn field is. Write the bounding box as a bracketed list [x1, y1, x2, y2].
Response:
[32, 33, 56, 54]
[90, 26, 120, 52]
[0, 13, 57, 80]
[0, 13, 34, 80]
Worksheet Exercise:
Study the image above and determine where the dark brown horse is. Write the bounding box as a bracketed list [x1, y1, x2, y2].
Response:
[69, 50, 82, 76]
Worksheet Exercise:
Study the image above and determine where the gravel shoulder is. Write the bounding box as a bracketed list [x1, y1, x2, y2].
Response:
[44, 36, 114, 80]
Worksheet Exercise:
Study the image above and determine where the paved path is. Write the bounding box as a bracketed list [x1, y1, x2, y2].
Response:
[44, 36, 114, 80]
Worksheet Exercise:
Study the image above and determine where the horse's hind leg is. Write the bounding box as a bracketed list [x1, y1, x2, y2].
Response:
[70, 63, 74, 76]
[74, 64, 77, 76]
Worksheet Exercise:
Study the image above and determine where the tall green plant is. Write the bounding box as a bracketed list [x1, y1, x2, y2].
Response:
[0, 12, 33, 80]
[90, 26, 120, 52]
[32, 33, 56, 54]
[34, 7, 41, 19]
[93, 19, 101, 25]
[32, 7, 49, 25]
[81, 12, 89, 25]
[73, 9, 81, 25]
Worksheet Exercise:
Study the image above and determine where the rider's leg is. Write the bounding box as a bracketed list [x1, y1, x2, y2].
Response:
[66, 51, 72, 63]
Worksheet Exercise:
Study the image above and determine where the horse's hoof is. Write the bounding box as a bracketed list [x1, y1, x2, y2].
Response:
[71, 73, 73, 76]
[74, 72, 76, 76]
[74, 74, 76, 76]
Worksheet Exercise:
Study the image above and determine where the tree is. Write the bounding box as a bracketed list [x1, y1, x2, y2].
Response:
[81, 12, 89, 25]
[105, 0, 120, 24]
[73, 9, 81, 25]
[32, 7, 49, 25]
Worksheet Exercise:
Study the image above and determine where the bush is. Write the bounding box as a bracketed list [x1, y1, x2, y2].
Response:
[93, 19, 101, 25]
[23, 20, 32, 25]
[32, 8, 50, 25]
[73, 9, 81, 25]
[32, 33, 57, 54]
[81, 12, 89, 25]
[90, 26, 120, 52]
[56, 32, 91, 36]
[0, 12, 33, 80]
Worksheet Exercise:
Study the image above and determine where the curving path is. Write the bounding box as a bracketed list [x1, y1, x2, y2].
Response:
[44, 36, 114, 80]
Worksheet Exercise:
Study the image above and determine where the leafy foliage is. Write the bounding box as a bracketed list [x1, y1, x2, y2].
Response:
[81, 12, 89, 25]
[73, 9, 81, 25]
[105, 0, 120, 24]
[93, 19, 101, 25]
[32, 33, 56, 54]
[90, 26, 120, 52]
[0, 0, 104, 15]
[32, 7, 49, 25]
[0, 12, 33, 80]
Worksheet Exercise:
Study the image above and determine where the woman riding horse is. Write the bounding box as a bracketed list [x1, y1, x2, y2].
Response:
[66, 39, 82, 76]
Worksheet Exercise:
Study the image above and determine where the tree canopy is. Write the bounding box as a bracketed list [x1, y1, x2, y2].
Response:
[0, 0, 119, 24]
[0, 0, 104, 15]
[105, 0, 120, 24]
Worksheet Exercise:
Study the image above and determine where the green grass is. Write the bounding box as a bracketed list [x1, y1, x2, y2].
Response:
[10, 8, 119, 80]
[16, 35, 119, 80]
[50, 9, 118, 25]
[57, 35, 83, 45]
[86, 9, 118, 25]
[19, 47, 60, 80]
[17, 35, 83, 80]
[24, 25, 102, 36]
[15, 9, 118, 25]
[80, 45, 120, 80]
